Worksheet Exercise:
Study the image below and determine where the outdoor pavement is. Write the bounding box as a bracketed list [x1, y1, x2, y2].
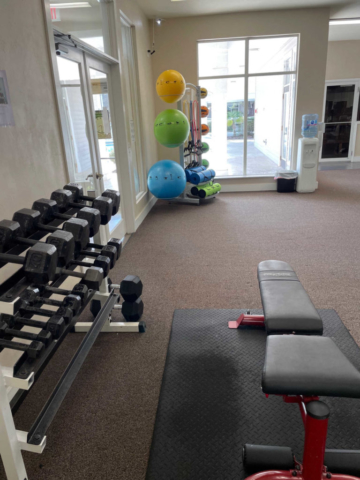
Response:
[206, 138, 287, 176]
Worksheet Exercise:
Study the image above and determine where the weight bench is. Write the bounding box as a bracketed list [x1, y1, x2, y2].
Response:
[243, 335, 360, 479]
[229, 260, 323, 335]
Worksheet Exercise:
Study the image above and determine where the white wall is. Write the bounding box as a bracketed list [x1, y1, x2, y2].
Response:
[326, 40, 360, 80]
[0, 0, 68, 219]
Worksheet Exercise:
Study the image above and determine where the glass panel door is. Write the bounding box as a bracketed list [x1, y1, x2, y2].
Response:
[56, 51, 97, 193]
[321, 84, 355, 160]
[85, 55, 125, 241]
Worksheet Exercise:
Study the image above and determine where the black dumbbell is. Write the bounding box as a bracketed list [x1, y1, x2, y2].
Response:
[80, 246, 117, 269]
[51, 189, 112, 225]
[38, 283, 89, 302]
[32, 198, 101, 238]
[119, 275, 143, 302]
[87, 238, 122, 261]
[0, 243, 103, 289]
[13, 208, 89, 251]
[0, 220, 75, 267]
[0, 320, 52, 345]
[0, 338, 44, 359]
[121, 298, 144, 322]
[0, 313, 65, 339]
[0, 243, 58, 284]
[64, 183, 120, 216]
[70, 255, 111, 278]
[22, 287, 82, 315]
[112, 275, 144, 322]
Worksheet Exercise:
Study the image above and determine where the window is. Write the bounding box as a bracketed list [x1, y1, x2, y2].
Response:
[198, 36, 298, 176]
[120, 17, 145, 197]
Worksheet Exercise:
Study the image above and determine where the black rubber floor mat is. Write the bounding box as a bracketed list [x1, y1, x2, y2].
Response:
[146, 309, 360, 480]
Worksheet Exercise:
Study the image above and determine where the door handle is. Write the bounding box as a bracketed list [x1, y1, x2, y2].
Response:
[86, 173, 104, 180]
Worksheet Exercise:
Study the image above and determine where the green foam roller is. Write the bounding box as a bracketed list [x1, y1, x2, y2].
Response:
[193, 182, 221, 198]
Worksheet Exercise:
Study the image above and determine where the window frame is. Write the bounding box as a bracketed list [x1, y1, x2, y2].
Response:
[197, 34, 299, 177]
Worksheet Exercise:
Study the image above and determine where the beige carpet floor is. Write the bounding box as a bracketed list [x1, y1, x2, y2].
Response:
[3, 169, 360, 480]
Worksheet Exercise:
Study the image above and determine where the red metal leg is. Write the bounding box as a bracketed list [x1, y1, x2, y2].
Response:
[228, 313, 265, 329]
[302, 408, 329, 480]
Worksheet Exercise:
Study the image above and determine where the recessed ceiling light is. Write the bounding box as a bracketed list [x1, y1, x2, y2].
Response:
[171, 0, 186, 2]
[50, 2, 91, 8]
[329, 18, 360, 25]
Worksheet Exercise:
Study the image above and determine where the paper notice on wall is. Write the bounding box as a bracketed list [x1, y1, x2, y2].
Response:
[95, 109, 111, 139]
[0, 71, 15, 127]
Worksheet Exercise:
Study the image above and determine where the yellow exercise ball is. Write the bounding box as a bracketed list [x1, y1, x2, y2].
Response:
[156, 70, 186, 104]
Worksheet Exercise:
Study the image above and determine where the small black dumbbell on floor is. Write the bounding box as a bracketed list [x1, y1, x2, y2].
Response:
[13, 208, 89, 251]
[32, 198, 101, 238]
[0, 313, 65, 339]
[0, 220, 75, 267]
[109, 275, 144, 322]
[64, 183, 120, 216]
[0, 338, 44, 359]
[0, 320, 52, 345]
[22, 287, 82, 315]
[51, 189, 112, 226]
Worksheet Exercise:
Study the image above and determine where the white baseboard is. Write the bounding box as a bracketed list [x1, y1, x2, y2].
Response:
[220, 181, 277, 193]
[135, 195, 157, 230]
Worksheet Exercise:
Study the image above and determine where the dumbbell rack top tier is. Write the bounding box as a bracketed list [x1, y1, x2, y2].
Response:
[0, 207, 118, 443]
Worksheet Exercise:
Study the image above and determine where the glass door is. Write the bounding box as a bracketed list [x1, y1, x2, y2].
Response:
[85, 54, 126, 241]
[55, 40, 126, 243]
[321, 83, 357, 161]
[56, 48, 98, 193]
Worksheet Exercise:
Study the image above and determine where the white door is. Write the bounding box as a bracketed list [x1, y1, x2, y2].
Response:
[85, 54, 126, 241]
[55, 43, 126, 242]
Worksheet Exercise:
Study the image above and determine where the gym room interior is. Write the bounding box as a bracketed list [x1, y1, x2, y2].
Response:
[1, 0, 360, 479]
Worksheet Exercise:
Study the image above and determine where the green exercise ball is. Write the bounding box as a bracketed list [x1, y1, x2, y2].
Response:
[154, 109, 190, 148]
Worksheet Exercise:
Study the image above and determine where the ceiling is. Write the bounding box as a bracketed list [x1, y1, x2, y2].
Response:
[134, 0, 354, 19]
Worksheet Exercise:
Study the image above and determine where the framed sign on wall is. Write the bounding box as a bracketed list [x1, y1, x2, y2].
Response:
[0, 70, 15, 127]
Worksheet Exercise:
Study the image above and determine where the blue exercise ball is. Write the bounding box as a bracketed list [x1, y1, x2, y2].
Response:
[147, 160, 186, 199]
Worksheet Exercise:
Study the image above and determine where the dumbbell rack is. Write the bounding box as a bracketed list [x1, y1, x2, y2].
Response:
[0, 206, 144, 480]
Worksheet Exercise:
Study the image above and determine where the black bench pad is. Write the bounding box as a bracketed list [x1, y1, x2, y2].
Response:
[258, 260, 323, 335]
[263, 335, 360, 398]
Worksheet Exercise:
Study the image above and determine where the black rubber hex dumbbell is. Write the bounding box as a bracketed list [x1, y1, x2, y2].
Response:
[70, 255, 111, 278]
[87, 238, 122, 261]
[21, 287, 82, 315]
[80, 246, 117, 269]
[0, 320, 52, 345]
[0, 313, 65, 339]
[52, 189, 112, 225]
[114, 275, 144, 322]
[32, 198, 101, 238]
[0, 243, 104, 289]
[0, 338, 44, 358]
[13, 208, 89, 251]
[0, 220, 75, 267]
[119, 275, 143, 302]
[38, 284, 89, 303]
[64, 183, 120, 216]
